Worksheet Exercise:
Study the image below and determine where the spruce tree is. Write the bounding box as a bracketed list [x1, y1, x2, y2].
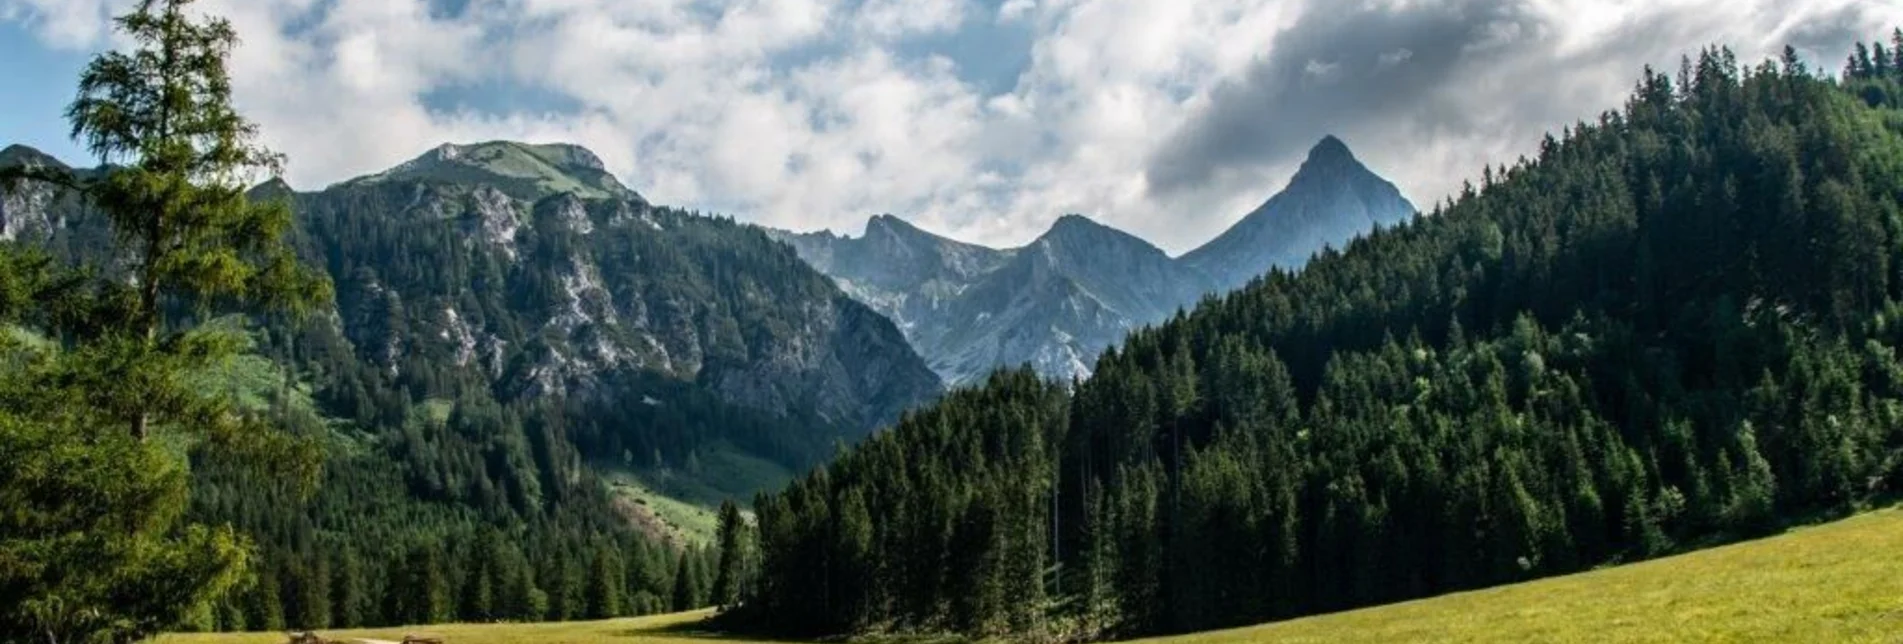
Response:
[670, 553, 696, 612]
[586, 544, 626, 619]
[710, 500, 751, 608]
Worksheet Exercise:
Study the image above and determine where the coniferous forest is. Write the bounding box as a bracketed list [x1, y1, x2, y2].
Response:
[7, 0, 1903, 642]
[738, 37, 1903, 640]
[0, 1, 799, 638]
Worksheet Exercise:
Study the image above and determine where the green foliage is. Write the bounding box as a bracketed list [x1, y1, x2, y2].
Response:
[743, 38, 1903, 641]
[0, 406, 250, 643]
[708, 500, 755, 609]
[0, 0, 327, 640]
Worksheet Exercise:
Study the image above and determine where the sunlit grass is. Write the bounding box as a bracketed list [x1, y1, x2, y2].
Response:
[1135, 506, 1903, 643]
[164, 507, 1903, 644]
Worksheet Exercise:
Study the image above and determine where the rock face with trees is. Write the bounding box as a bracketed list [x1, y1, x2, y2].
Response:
[739, 39, 1903, 641]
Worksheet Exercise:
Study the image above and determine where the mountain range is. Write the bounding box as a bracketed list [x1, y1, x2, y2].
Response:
[774, 136, 1416, 385]
[0, 134, 1412, 449]
[1, 139, 942, 493]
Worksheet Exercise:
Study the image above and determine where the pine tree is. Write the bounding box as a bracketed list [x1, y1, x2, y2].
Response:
[669, 552, 697, 612]
[710, 500, 751, 608]
[330, 548, 368, 628]
[586, 544, 626, 619]
[1893, 29, 1903, 75]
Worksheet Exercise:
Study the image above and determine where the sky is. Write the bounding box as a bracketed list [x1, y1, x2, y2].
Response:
[2, 0, 1900, 254]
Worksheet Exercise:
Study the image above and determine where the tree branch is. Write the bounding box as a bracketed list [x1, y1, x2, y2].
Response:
[0, 165, 91, 198]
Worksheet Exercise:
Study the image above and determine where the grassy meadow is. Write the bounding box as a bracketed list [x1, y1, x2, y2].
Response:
[1134, 506, 1903, 643]
[163, 507, 1903, 644]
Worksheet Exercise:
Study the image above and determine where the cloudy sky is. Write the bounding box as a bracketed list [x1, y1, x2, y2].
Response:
[3, 0, 1900, 253]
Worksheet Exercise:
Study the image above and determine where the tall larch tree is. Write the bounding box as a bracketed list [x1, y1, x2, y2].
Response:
[0, 0, 328, 641]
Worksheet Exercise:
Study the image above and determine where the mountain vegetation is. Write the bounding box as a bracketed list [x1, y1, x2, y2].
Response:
[0, 1, 936, 637]
[737, 37, 1903, 641]
[776, 139, 1414, 385]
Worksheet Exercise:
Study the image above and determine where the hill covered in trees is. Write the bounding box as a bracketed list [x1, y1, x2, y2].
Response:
[738, 35, 1903, 641]
[2, 139, 939, 631]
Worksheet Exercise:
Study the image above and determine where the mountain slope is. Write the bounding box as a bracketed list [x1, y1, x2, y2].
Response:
[1180, 135, 1417, 292]
[296, 149, 941, 435]
[776, 214, 1209, 385]
[773, 214, 1014, 340]
[774, 138, 1410, 386]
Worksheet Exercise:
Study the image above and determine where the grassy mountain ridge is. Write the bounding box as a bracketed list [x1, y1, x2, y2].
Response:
[343, 141, 641, 202]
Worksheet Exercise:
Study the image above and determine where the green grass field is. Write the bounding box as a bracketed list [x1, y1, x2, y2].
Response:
[1134, 506, 1903, 643]
[162, 507, 1903, 644]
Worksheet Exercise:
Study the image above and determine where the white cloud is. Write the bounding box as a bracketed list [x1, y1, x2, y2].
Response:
[2, 0, 114, 48]
[6, 0, 1902, 254]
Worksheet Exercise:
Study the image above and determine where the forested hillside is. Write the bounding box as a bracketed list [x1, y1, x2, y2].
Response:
[1, 139, 940, 629]
[1, 18, 936, 630]
[740, 37, 1903, 640]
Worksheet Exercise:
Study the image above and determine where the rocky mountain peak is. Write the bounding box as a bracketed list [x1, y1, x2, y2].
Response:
[1305, 135, 1355, 165]
[865, 213, 929, 240]
[1180, 135, 1416, 293]
[1286, 135, 1373, 190]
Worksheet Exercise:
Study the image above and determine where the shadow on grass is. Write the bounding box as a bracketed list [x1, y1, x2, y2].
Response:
[619, 614, 970, 644]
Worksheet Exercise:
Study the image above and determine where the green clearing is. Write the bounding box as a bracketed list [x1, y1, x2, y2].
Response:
[607, 472, 724, 545]
[604, 444, 790, 544]
[162, 506, 1903, 643]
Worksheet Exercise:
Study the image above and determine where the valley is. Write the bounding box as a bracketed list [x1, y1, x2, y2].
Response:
[156, 505, 1903, 643]
[4, 2, 1903, 643]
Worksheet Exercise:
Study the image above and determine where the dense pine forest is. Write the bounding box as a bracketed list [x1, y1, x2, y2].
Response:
[738, 36, 1903, 640]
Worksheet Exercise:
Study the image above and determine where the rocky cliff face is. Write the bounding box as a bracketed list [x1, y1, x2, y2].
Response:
[0, 145, 68, 243]
[778, 213, 1209, 385]
[299, 142, 942, 432]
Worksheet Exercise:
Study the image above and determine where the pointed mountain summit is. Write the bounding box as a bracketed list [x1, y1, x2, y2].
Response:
[1182, 136, 1416, 292]
[344, 141, 642, 203]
